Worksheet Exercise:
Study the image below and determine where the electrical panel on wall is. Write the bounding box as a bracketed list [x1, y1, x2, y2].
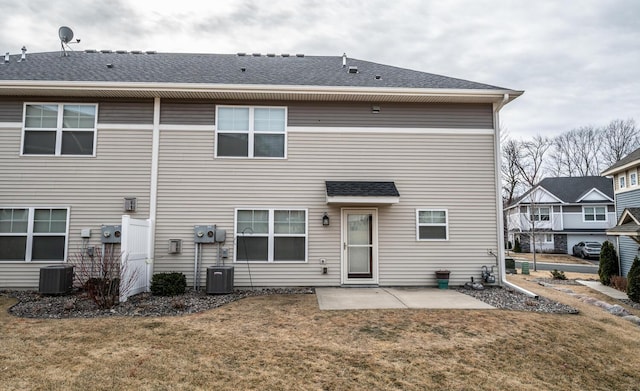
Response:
[194, 225, 216, 243]
[101, 225, 122, 243]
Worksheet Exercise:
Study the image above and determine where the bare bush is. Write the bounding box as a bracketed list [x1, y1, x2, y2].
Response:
[69, 246, 137, 309]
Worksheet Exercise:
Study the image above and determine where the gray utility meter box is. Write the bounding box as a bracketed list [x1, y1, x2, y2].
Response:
[206, 266, 234, 294]
[194, 225, 216, 243]
[101, 225, 122, 243]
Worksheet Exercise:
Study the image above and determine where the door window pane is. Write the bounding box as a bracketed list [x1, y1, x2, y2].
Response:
[23, 131, 56, 154]
[348, 247, 370, 274]
[348, 214, 371, 245]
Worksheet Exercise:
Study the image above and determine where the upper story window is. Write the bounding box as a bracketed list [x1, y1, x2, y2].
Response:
[416, 209, 448, 240]
[216, 106, 286, 158]
[530, 207, 550, 221]
[619, 174, 626, 189]
[22, 104, 97, 156]
[584, 206, 607, 221]
[0, 207, 69, 262]
[631, 172, 637, 187]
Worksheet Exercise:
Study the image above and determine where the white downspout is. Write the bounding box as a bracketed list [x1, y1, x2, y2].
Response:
[493, 93, 538, 298]
[147, 97, 160, 284]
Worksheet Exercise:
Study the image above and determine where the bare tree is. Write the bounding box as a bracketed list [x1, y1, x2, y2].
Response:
[515, 135, 552, 186]
[548, 127, 602, 177]
[501, 138, 523, 205]
[600, 118, 639, 168]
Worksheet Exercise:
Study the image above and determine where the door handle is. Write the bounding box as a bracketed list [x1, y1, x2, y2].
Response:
[344, 242, 347, 250]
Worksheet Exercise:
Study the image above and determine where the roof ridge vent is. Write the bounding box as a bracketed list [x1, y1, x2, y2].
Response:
[252, 53, 261, 57]
[266, 53, 275, 57]
[296, 53, 305, 57]
[100, 49, 112, 53]
[145, 50, 156, 54]
[130, 50, 142, 54]
[116, 50, 127, 54]
[84, 49, 97, 53]
[348, 65, 358, 74]
[281, 53, 290, 57]
[237, 52, 246, 56]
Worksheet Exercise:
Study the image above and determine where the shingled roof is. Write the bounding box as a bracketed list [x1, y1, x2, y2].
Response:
[601, 146, 640, 175]
[509, 176, 614, 207]
[0, 51, 506, 89]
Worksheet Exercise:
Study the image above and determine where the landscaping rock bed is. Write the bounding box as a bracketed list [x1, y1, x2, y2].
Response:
[457, 286, 579, 314]
[3, 288, 314, 319]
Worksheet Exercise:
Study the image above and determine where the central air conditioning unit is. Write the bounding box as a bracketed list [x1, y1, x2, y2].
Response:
[101, 225, 122, 243]
[206, 266, 234, 294]
[194, 225, 216, 243]
[39, 265, 74, 295]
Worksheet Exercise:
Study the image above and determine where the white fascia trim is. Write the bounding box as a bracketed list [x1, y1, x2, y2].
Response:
[602, 162, 640, 177]
[326, 196, 399, 205]
[576, 188, 614, 203]
[0, 81, 523, 101]
[617, 209, 640, 225]
[0, 122, 22, 129]
[289, 126, 494, 135]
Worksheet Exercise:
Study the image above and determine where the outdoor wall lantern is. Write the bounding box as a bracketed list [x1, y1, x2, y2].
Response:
[322, 212, 330, 226]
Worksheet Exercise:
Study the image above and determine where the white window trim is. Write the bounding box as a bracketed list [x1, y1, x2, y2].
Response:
[0, 206, 70, 262]
[582, 205, 607, 222]
[233, 208, 308, 263]
[619, 174, 626, 189]
[536, 233, 553, 244]
[416, 208, 449, 241]
[530, 206, 550, 222]
[21, 103, 98, 157]
[215, 105, 288, 159]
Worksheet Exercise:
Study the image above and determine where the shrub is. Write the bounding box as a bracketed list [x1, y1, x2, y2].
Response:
[627, 256, 640, 303]
[549, 269, 567, 280]
[610, 276, 628, 292]
[151, 272, 187, 296]
[70, 246, 136, 309]
[513, 238, 522, 253]
[598, 241, 619, 285]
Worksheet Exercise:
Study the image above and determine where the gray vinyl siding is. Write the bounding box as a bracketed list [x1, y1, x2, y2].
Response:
[155, 100, 493, 129]
[0, 123, 152, 288]
[160, 100, 215, 125]
[154, 129, 499, 287]
[287, 102, 494, 128]
[563, 206, 582, 213]
[615, 189, 640, 276]
[0, 99, 22, 122]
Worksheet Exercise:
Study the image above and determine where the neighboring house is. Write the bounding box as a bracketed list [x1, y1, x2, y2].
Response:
[505, 177, 615, 254]
[601, 147, 640, 277]
[0, 50, 522, 289]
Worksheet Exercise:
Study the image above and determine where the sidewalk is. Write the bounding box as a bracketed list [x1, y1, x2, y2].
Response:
[577, 280, 629, 300]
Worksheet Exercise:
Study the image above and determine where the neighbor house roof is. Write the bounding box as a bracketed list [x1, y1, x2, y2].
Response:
[601, 147, 640, 176]
[0, 51, 523, 102]
[508, 176, 614, 207]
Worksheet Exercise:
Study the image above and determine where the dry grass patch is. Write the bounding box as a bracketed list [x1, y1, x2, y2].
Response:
[1, 291, 640, 391]
[508, 252, 593, 265]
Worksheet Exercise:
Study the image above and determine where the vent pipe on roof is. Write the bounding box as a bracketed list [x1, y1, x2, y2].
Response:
[19, 46, 26, 62]
[4, 52, 9, 63]
[342, 53, 346, 67]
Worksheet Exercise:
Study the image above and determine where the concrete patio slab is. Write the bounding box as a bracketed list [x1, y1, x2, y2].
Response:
[315, 287, 495, 310]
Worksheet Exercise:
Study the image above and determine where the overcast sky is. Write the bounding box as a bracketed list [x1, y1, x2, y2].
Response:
[1, 0, 638, 139]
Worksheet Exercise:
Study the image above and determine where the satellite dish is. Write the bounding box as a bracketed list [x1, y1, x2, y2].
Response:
[58, 26, 74, 44]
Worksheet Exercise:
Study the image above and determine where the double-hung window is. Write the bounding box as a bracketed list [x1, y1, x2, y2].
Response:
[416, 209, 448, 240]
[631, 172, 637, 187]
[0, 207, 69, 262]
[584, 206, 607, 221]
[216, 106, 286, 158]
[531, 207, 550, 221]
[235, 209, 307, 262]
[619, 175, 626, 189]
[22, 103, 97, 156]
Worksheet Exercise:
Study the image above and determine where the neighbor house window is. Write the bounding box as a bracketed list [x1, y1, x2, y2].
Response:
[216, 106, 286, 158]
[0, 207, 69, 262]
[631, 172, 637, 186]
[536, 234, 553, 243]
[619, 175, 626, 189]
[530, 207, 550, 221]
[22, 104, 97, 156]
[584, 206, 607, 221]
[417, 209, 448, 240]
[235, 209, 306, 262]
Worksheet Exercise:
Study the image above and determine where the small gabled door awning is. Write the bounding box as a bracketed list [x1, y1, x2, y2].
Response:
[325, 181, 400, 205]
[607, 208, 640, 243]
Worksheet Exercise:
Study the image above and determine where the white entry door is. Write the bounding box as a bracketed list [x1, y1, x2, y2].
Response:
[342, 209, 378, 284]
